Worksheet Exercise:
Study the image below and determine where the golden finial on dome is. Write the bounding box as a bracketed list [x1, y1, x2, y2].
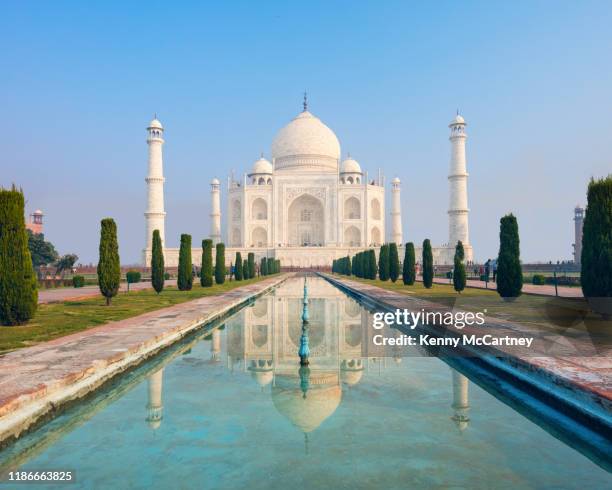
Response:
[303, 91, 308, 112]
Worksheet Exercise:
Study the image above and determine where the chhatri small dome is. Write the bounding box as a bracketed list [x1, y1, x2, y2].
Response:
[211, 177, 220, 185]
[450, 113, 465, 126]
[149, 117, 163, 130]
[392, 177, 400, 184]
[340, 156, 362, 174]
[250, 369, 274, 388]
[33, 209, 43, 215]
[272, 109, 341, 171]
[251, 156, 273, 175]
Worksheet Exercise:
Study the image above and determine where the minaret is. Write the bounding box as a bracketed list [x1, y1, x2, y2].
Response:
[451, 369, 470, 431]
[573, 205, 584, 265]
[390, 177, 403, 245]
[146, 368, 164, 430]
[145, 117, 166, 256]
[210, 178, 221, 246]
[448, 113, 469, 248]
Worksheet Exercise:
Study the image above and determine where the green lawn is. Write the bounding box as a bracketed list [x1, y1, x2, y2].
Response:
[336, 275, 611, 338]
[0, 276, 269, 353]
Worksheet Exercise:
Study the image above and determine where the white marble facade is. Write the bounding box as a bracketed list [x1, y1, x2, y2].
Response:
[143, 101, 473, 267]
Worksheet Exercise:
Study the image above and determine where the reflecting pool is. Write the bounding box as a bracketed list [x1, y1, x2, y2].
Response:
[0, 276, 610, 489]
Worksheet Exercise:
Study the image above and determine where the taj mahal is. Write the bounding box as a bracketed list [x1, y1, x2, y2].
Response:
[143, 97, 473, 267]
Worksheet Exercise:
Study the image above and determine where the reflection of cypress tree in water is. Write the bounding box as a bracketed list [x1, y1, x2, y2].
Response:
[451, 369, 470, 432]
[146, 368, 164, 430]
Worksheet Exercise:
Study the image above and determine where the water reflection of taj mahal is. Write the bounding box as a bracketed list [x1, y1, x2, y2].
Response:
[145, 278, 471, 437]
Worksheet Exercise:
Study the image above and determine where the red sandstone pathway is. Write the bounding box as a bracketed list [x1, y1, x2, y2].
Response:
[0, 274, 290, 443]
[432, 277, 583, 298]
[325, 274, 611, 418]
[37, 280, 178, 304]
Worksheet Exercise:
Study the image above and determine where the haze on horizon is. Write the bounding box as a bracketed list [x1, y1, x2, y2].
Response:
[2, 1, 611, 265]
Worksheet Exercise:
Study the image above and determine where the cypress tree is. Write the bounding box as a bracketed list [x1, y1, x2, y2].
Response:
[201, 239, 213, 287]
[389, 243, 400, 282]
[453, 240, 466, 293]
[581, 176, 612, 315]
[345, 255, 351, 276]
[403, 242, 416, 285]
[0, 186, 38, 325]
[496, 214, 523, 298]
[97, 218, 121, 305]
[368, 249, 378, 279]
[234, 252, 243, 280]
[177, 234, 193, 291]
[378, 244, 390, 281]
[248, 252, 256, 279]
[241, 259, 247, 280]
[151, 229, 165, 293]
[422, 239, 433, 289]
[261, 257, 267, 276]
[215, 243, 226, 284]
[243, 258, 249, 279]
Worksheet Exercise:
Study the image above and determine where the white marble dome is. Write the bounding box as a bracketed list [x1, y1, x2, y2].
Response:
[450, 114, 465, 125]
[250, 156, 273, 175]
[272, 111, 341, 172]
[149, 118, 163, 130]
[340, 157, 362, 174]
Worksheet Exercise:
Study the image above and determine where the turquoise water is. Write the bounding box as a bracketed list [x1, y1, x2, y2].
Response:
[0, 276, 610, 489]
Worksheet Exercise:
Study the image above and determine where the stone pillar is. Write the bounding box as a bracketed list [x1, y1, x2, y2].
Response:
[145, 118, 166, 258]
[390, 177, 403, 245]
[573, 205, 584, 265]
[210, 178, 221, 245]
[146, 368, 164, 429]
[448, 114, 469, 248]
[451, 369, 470, 431]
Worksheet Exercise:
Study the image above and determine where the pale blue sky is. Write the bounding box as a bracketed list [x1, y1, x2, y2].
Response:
[2, 1, 611, 264]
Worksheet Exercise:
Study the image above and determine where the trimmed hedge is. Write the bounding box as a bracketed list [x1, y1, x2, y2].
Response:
[422, 239, 433, 289]
[72, 275, 85, 288]
[215, 243, 226, 284]
[0, 187, 38, 324]
[453, 241, 466, 293]
[177, 234, 193, 291]
[97, 218, 121, 305]
[581, 176, 612, 300]
[151, 229, 165, 293]
[497, 214, 523, 298]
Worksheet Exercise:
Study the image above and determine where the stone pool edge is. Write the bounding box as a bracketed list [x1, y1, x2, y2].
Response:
[320, 273, 612, 430]
[0, 274, 292, 446]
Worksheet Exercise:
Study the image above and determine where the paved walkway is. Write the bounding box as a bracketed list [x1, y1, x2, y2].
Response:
[432, 277, 583, 297]
[0, 274, 290, 444]
[38, 280, 178, 304]
[324, 274, 611, 424]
